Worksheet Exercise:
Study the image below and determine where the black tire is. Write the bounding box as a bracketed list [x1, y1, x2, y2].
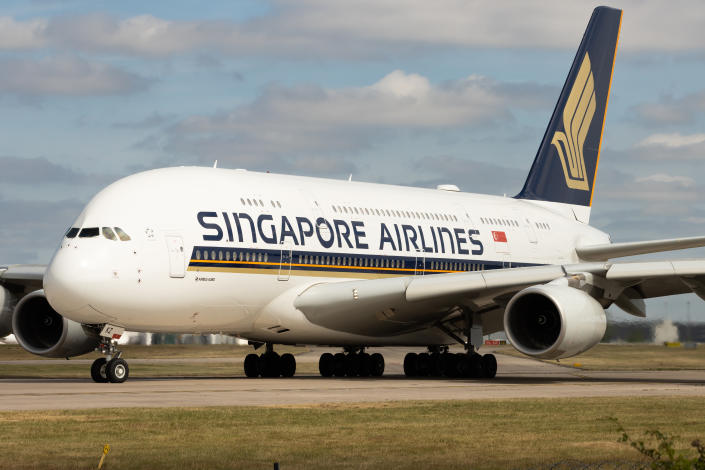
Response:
[258, 352, 280, 378]
[469, 354, 483, 379]
[481, 354, 498, 379]
[358, 353, 371, 377]
[319, 353, 335, 377]
[442, 353, 458, 378]
[416, 353, 431, 376]
[280, 353, 296, 378]
[403, 353, 418, 377]
[333, 353, 346, 377]
[370, 353, 385, 377]
[345, 353, 360, 377]
[106, 358, 129, 383]
[90, 358, 109, 383]
[244, 353, 260, 378]
[456, 353, 470, 377]
[430, 352, 444, 377]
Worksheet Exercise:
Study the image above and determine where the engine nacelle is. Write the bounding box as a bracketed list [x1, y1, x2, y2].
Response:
[12, 290, 100, 358]
[504, 284, 606, 360]
[0, 286, 16, 338]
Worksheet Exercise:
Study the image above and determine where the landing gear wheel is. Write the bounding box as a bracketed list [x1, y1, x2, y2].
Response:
[481, 354, 497, 379]
[442, 353, 459, 378]
[403, 353, 418, 377]
[319, 353, 335, 377]
[258, 352, 281, 377]
[468, 354, 483, 378]
[370, 353, 385, 377]
[90, 358, 109, 383]
[280, 353, 296, 378]
[333, 353, 346, 377]
[358, 353, 371, 377]
[244, 353, 259, 378]
[430, 352, 444, 377]
[345, 353, 360, 377]
[106, 358, 129, 383]
[416, 353, 431, 376]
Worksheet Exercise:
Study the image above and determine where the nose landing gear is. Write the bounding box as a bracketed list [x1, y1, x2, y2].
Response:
[91, 337, 129, 384]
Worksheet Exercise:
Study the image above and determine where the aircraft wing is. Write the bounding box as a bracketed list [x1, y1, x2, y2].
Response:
[0, 264, 46, 291]
[575, 235, 705, 260]
[294, 259, 705, 336]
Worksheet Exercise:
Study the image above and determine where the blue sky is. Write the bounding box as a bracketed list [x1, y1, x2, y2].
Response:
[1, 0, 705, 321]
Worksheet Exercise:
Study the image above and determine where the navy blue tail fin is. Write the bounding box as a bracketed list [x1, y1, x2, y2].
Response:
[516, 6, 622, 208]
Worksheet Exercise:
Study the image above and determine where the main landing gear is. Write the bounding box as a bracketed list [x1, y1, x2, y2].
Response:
[244, 343, 297, 378]
[318, 348, 385, 378]
[90, 338, 129, 384]
[403, 348, 497, 379]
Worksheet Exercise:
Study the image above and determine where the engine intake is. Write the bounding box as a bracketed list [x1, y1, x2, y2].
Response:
[12, 290, 100, 358]
[504, 284, 606, 360]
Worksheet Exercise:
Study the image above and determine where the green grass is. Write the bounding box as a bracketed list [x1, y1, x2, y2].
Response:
[487, 343, 705, 370]
[1, 397, 703, 469]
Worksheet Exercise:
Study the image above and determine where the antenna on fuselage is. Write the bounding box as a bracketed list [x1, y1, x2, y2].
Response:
[348, 174, 352, 181]
[213, 160, 218, 168]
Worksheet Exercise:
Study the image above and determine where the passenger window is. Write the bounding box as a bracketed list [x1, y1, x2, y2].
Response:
[264, 253, 268, 262]
[114, 227, 131, 241]
[102, 227, 117, 241]
[196, 250, 201, 260]
[258, 253, 262, 262]
[79, 227, 99, 238]
[226, 251, 231, 261]
[218, 251, 223, 261]
[65, 227, 79, 239]
[211, 250, 216, 260]
[204, 251, 209, 260]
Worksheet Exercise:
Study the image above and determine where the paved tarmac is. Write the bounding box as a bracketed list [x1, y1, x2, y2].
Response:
[1, 348, 704, 410]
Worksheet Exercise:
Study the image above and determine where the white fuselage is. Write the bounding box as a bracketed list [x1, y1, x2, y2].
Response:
[43, 167, 609, 346]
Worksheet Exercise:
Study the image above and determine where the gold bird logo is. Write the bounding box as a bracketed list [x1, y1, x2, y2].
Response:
[551, 52, 595, 191]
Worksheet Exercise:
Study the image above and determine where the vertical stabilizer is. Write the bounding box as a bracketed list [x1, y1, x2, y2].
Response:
[516, 7, 622, 221]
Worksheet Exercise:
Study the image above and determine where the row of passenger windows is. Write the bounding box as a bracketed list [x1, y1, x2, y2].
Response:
[331, 205, 458, 222]
[194, 249, 484, 272]
[196, 250, 269, 263]
[240, 198, 282, 209]
[65, 227, 131, 241]
[535, 222, 551, 230]
[480, 217, 519, 227]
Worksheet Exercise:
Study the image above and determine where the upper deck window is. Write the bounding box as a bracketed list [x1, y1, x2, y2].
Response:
[102, 227, 117, 241]
[65, 227, 79, 239]
[79, 227, 99, 238]
[114, 227, 131, 241]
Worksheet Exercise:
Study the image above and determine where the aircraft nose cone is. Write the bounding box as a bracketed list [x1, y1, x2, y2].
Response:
[43, 248, 89, 315]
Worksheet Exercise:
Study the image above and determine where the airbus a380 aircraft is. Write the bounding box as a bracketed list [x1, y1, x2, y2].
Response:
[1, 7, 704, 384]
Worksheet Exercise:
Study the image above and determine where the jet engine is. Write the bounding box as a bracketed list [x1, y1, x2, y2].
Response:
[0, 286, 15, 338]
[12, 290, 100, 358]
[504, 284, 606, 360]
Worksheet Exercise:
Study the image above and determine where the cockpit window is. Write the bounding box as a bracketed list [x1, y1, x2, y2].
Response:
[78, 227, 100, 238]
[65, 227, 79, 239]
[114, 227, 131, 241]
[102, 227, 117, 241]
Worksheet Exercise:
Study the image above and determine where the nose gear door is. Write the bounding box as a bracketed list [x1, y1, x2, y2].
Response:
[165, 235, 185, 278]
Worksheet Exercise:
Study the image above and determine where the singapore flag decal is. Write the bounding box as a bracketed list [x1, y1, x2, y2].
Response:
[492, 230, 510, 254]
[492, 231, 507, 243]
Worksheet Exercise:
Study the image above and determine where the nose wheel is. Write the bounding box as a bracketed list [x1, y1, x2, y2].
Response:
[91, 337, 129, 384]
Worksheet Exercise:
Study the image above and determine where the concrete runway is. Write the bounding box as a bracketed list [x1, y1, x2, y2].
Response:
[1, 348, 704, 410]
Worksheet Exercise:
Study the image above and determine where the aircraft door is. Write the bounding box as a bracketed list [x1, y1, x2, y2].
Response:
[165, 235, 185, 278]
[514, 210, 538, 244]
[278, 243, 292, 281]
[414, 250, 425, 276]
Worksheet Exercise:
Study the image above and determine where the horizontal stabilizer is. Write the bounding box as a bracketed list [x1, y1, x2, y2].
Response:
[576, 236, 705, 261]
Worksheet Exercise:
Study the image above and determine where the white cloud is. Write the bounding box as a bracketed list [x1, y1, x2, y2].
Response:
[635, 173, 694, 187]
[638, 133, 705, 148]
[0, 56, 150, 96]
[161, 70, 553, 168]
[4, 1, 705, 57]
[0, 16, 47, 49]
